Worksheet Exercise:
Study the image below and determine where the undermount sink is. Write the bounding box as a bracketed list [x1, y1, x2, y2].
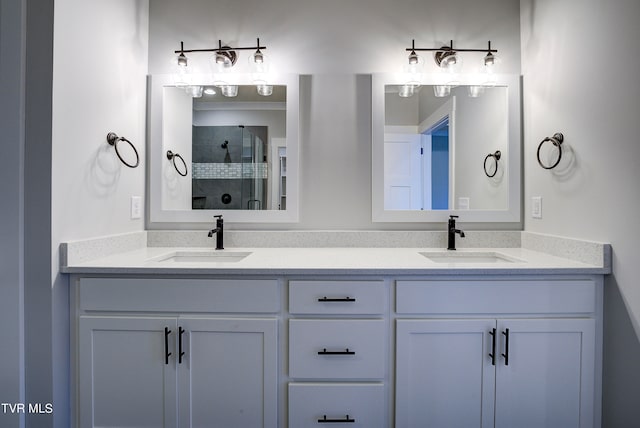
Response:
[419, 251, 524, 264]
[150, 251, 252, 264]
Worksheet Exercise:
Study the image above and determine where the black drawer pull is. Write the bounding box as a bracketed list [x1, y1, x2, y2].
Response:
[501, 328, 510, 366]
[164, 327, 172, 365]
[488, 328, 496, 366]
[318, 415, 355, 423]
[178, 326, 185, 364]
[318, 296, 356, 302]
[318, 348, 355, 355]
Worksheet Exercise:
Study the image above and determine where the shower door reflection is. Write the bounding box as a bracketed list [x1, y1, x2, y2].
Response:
[192, 125, 269, 210]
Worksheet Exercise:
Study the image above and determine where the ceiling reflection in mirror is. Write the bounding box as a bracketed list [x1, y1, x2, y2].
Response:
[384, 84, 508, 211]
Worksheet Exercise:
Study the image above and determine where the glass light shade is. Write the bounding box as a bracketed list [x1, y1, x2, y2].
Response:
[399, 82, 420, 98]
[185, 85, 203, 98]
[404, 55, 424, 75]
[172, 69, 191, 86]
[433, 85, 451, 97]
[248, 52, 270, 74]
[172, 53, 191, 86]
[221, 85, 238, 97]
[257, 84, 273, 96]
[398, 84, 415, 98]
[482, 53, 500, 85]
[468, 85, 485, 97]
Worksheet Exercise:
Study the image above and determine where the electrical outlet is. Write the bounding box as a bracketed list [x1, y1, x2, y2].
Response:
[531, 196, 542, 219]
[130, 196, 142, 219]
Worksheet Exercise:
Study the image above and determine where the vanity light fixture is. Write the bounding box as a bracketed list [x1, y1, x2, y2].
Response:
[405, 40, 498, 71]
[174, 38, 267, 70]
[173, 38, 273, 96]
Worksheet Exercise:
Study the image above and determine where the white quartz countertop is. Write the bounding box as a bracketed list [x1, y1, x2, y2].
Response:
[60, 246, 610, 276]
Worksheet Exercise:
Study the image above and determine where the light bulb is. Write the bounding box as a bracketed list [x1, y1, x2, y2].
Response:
[484, 52, 495, 66]
[408, 50, 419, 65]
[177, 53, 188, 68]
[204, 87, 216, 95]
[254, 49, 264, 63]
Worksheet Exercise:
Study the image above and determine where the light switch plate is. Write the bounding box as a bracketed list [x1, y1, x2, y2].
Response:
[458, 197, 470, 210]
[531, 196, 542, 219]
[131, 196, 142, 219]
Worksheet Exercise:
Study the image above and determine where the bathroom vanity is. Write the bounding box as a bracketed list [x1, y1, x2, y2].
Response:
[63, 238, 609, 428]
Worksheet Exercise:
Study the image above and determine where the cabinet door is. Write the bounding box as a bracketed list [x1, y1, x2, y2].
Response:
[78, 316, 177, 428]
[495, 318, 596, 428]
[396, 319, 496, 428]
[177, 318, 278, 428]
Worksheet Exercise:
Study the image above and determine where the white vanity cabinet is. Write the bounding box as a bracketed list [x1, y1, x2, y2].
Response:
[287, 280, 387, 428]
[70, 272, 604, 428]
[73, 277, 279, 428]
[395, 278, 601, 428]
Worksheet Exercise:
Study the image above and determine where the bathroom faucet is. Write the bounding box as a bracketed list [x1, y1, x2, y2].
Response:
[207, 215, 224, 250]
[447, 215, 465, 250]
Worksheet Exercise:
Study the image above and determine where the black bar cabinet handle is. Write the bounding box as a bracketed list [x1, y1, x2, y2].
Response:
[178, 327, 185, 364]
[501, 328, 510, 366]
[318, 348, 355, 355]
[318, 296, 356, 302]
[317, 415, 355, 423]
[164, 327, 172, 365]
[489, 328, 496, 366]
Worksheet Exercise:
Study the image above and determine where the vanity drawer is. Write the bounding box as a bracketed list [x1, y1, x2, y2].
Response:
[396, 279, 596, 315]
[78, 277, 280, 313]
[289, 319, 385, 379]
[288, 383, 385, 428]
[289, 280, 385, 314]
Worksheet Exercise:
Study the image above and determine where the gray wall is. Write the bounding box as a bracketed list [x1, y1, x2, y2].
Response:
[0, 0, 26, 426]
[1, 0, 55, 426]
[520, 0, 640, 425]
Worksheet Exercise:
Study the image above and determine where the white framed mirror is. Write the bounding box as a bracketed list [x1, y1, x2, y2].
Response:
[148, 74, 299, 223]
[372, 73, 521, 223]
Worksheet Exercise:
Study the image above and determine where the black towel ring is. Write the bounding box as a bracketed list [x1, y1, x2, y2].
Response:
[537, 133, 564, 170]
[483, 150, 501, 177]
[106, 132, 139, 168]
[166, 150, 188, 176]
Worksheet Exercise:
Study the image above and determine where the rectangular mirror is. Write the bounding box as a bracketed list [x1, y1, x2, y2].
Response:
[149, 74, 299, 223]
[372, 74, 521, 223]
